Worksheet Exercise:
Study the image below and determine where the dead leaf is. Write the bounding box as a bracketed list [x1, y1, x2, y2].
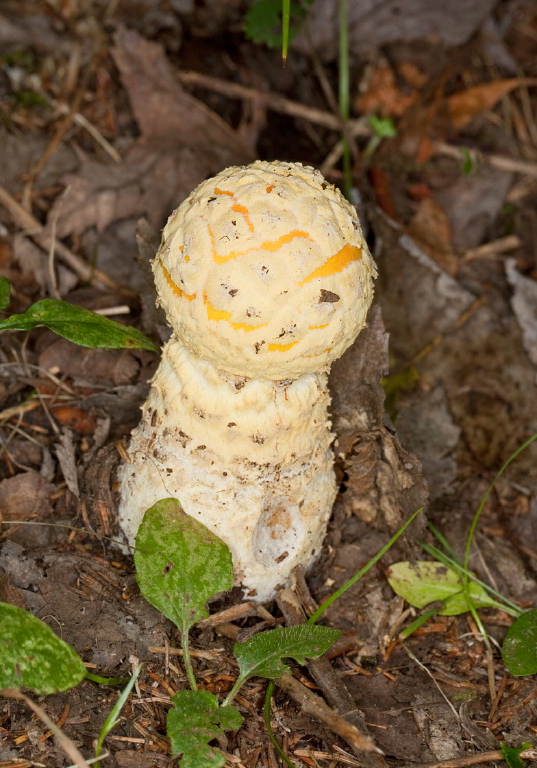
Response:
[447, 78, 537, 129]
[46, 27, 252, 241]
[407, 197, 458, 275]
[0, 470, 54, 520]
[295, 0, 497, 59]
[357, 64, 419, 117]
[50, 405, 98, 435]
[111, 26, 252, 165]
[434, 166, 513, 250]
[55, 428, 79, 499]
[38, 337, 140, 387]
[506, 259, 537, 371]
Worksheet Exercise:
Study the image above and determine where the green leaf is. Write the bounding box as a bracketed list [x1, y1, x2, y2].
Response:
[500, 742, 532, 768]
[387, 561, 499, 616]
[234, 625, 341, 683]
[0, 602, 86, 694]
[134, 498, 234, 635]
[502, 610, 537, 676]
[0, 277, 10, 310]
[368, 115, 398, 139]
[167, 689, 242, 768]
[0, 299, 158, 352]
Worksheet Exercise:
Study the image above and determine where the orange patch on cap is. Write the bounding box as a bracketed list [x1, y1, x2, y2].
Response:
[160, 261, 195, 301]
[298, 243, 362, 285]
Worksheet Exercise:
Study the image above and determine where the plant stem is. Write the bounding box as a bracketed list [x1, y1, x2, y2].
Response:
[307, 506, 424, 625]
[221, 675, 245, 707]
[338, 0, 352, 200]
[181, 625, 198, 692]
[264, 681, 297, 768]
[85, 672, 131, 686]
[464, 432, 537, 576]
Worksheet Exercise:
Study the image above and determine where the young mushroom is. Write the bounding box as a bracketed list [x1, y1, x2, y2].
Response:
[118, 160, 376, 602]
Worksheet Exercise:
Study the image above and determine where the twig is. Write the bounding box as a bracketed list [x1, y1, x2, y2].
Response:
[434, 141, 537, 176]
[277, 589, 386, 768]
[403, 747, 537, 768]
[149, 645, 224, 661]
[274, 675, 378, 755]
[0, 185, 124, 292]
[196, 601, 262, 629]
[177, 70, 371, 136]
[0, 689, 92, 768]
[461, 235, 521, 263]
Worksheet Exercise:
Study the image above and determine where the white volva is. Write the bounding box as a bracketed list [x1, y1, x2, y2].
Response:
[118, 161, 376, 601]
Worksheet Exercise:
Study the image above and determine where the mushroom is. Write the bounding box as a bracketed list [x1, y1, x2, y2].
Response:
[118, 160, 376, 601]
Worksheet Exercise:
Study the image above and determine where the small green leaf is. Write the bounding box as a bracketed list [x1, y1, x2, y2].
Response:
[234, 625, 341, 683]
[0, 602, 86, 694]
[167, 689, 242, 768]
[502, 609, 537, 676]
[387, 561, 499, 616]
[0, 299, 158, 351]
[368, 115, 398, 139]
[0, 277, 10, 310]
[134, 499, 234, 636]
[500, 741, 531, 768]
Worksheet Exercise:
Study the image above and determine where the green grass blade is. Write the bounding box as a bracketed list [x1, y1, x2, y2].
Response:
[307, 506, 424, 625]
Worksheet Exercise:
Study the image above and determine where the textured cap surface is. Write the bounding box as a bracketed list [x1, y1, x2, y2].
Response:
[154, 160, 376, 379]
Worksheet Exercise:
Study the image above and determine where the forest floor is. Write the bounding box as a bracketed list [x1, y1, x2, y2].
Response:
[1, 1, 537, 767]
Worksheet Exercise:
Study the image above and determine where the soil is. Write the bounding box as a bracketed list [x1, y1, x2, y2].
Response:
[1, 1, 537, 767]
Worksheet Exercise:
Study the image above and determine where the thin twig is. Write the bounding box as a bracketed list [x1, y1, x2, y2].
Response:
[0, 185, 124, 292]
[0, 689, 92, 768]
[403, 747, 537, 768]
[177, 70, 371, 136]
[434, 141, 537, 176]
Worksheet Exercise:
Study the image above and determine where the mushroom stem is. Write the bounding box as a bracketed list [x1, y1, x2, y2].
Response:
[118, 341, 335, 602]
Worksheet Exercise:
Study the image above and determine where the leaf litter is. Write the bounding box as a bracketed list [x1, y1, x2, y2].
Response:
[0, 1, 537, 766]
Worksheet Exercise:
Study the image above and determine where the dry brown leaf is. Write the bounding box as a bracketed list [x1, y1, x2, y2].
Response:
[447, 78, 537, 129]
[111, 26, 253, 165]
[357, 64, 419, 117]
[407, 197, 457, 275]
[0, 471, 54, 521]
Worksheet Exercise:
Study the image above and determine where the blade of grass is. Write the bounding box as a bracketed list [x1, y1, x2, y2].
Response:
[427, 523, 460, 562]
[400, 608, 439, 639]
[464, 432, 537, 576]
[94, 665, 142, 768]
[419, 541, 522, 617]
[308, 506, 424, 625]
[281, 0, 291, 63]
[338, 0, 351, 200]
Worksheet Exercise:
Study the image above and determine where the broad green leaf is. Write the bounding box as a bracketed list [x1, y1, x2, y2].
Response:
[234, 625, 341, 683]
[134, 499, 234, 635]
[0, 299, 158, 351]
[387, 561, 499, 616]
[502, 610, 537, 676]
[0, 602, 86, 694]
[167, 689, 242, 768]
[500, 742, 532, 768]
[0, 277, 10, 310]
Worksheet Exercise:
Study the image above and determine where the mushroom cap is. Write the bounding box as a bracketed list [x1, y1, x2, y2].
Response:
[154, 160, 376, 379]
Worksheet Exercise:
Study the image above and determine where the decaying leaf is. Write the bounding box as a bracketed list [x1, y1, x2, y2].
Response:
[447, 77, 537, 129]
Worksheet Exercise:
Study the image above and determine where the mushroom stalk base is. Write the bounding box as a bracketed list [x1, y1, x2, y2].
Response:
[118, 339, 337, 602]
